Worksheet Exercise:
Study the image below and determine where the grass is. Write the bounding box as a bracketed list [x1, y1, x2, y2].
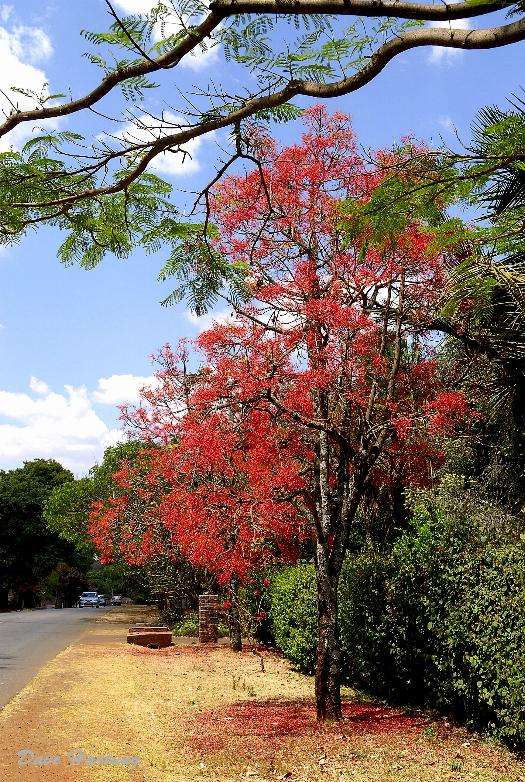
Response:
[0, 607, 523, 782]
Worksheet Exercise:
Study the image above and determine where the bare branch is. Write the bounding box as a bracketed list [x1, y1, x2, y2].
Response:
[211, 0, 511, 21]
[105, 0, 159, 65]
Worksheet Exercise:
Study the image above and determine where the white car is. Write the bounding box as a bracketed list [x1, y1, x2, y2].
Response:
[78, 591, 99, 608]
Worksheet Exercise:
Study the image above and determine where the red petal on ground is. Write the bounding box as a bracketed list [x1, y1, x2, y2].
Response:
[190, 699, 428, 755]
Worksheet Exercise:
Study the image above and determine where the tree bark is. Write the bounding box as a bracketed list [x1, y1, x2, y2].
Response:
[228, 579, 243, 651]
[315, 554, 342, 720]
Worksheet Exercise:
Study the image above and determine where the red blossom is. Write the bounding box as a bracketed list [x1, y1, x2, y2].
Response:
[88, 109, 472, 591]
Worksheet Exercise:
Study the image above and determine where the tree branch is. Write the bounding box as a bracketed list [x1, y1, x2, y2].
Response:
[105, 0, 159, 65]
[0, 1, 517, 143]
[211, 0, 510, 21]
[7, 17, 525, 212]
[0, 11, 223, 139]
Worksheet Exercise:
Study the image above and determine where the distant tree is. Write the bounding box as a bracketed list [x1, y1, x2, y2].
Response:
[44, 440, 201, 608]
[0, 459, 83, 609]
[44, 477, 97, 558]
[44, 441, 145, 556]
[85, 561, 144, 601]
[46, 562, 87, 608]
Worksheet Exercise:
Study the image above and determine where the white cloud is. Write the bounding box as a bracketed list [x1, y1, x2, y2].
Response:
[112, 0, 156, 12]
[112, 0, 219, 70]
[437, 116, 456, 135]
[185, 307, 234, 332]
[92, 373, 158, 405]
[11, 25, 53, 63]
[0, 373, 158, 475]
[0, 380, 123, 475]
[29, 376, 49, 395]
[113, 111, 210, 176]
[0, 13, 54, 150]
[428, 19, 470, 65]
[0, 6, 13, 24]
[101, 428, 127, 449]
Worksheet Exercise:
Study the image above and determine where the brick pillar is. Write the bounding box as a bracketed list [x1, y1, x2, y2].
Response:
[199, 593, 220, 643]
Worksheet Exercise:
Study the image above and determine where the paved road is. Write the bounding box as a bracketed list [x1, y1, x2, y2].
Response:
[0, 607, 105, 709]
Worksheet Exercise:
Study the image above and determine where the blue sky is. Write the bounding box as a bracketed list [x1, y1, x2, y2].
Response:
[0, 0, 522, 474]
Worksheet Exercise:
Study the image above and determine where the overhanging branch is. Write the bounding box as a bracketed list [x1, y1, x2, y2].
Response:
[0, 0, 517, 143]
[211, 0, 510, 20]
[10, 17, 525, 212]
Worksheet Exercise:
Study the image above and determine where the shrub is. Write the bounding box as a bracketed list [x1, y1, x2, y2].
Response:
[385, 478, 525, 744]
[172, 614, 200, 637]
[265, 477, 525, 746]
[338, 552, 395, 692]
[265, 565, 317, 672]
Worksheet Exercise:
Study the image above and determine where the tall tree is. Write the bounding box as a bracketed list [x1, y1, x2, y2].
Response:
[44, 441, 148, 550]
[90, 110, 471, 719]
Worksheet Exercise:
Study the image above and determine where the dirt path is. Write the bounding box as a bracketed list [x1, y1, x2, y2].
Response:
[0, 609, 523, 782]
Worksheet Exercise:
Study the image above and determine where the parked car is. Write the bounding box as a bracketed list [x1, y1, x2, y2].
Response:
[111, 595, 122, 605]
[78, 591, 99, 608]
[97, 594, 109, 607]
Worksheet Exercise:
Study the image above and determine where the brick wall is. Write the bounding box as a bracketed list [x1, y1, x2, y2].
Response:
[198, 593, 221, 643]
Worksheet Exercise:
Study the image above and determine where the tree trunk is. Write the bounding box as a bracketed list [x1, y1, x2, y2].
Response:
[228, 579, 242, 651]
[315, 561, 342, 721]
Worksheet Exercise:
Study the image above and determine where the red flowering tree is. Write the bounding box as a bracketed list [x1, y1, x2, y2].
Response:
[90, 108, 470, 720]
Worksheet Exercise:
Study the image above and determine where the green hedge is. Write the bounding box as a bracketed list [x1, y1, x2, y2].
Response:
[266, 564, 317, 673]
[264, 478, 525, 746]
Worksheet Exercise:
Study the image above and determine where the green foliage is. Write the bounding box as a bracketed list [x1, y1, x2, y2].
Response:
[264, 565, 317, 673]
[440, 255, 500, 324]
[339, 148, 463, 250]
[265, 478, 525, 747]
[46, 562, 86, 607]
[44, 442, 151, 600]
[338, 552, 395, 692]
[253, 103, 303, 124]
[0, 134, 193, 271]
[86, 561, 137, 596]
[172, 614, 200, 636]
[385, 477, 525, 745]
[222, 13, 417, 93]
[45, 441, 211, 609]
[0, 459, 87, 607]
[470, 95, 525, 219]
[44, 477, 96, 557]
[44, 441, 145, 543]
[460, 94, 525, 271]
[158, 239, 250, 314]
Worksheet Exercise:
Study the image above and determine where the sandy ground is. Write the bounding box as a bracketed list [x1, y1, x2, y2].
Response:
[0, 607, 523, 782]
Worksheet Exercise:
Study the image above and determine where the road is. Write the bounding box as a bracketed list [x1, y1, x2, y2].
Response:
[0, 607, 105, 709]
